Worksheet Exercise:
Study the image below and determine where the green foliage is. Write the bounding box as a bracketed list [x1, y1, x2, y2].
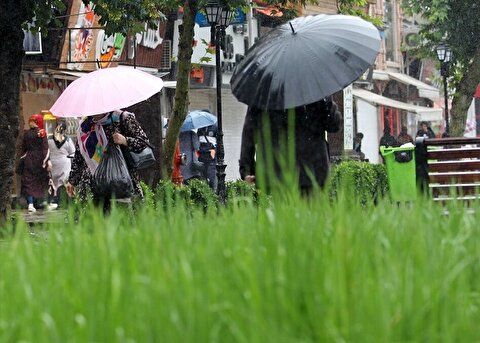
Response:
[185, 178, 219, 212]
[337, 0, 383, 27]
[400, 0, 480, 136]
[401, 0, 480, 86]
[226, 179, 258, 207]
[153, 179, 192, 211]
[370, 162, 389, 199]
[82, 0, 168, 36]
[3, 187, 480, 341]
[18, 0, 66, 32]
[140, 181, 155, 208]
[328, 161, 388, 205]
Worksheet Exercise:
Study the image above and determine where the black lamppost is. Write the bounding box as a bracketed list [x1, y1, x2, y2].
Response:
[204, 0, 232, 202]
[436, 43, 453, 136]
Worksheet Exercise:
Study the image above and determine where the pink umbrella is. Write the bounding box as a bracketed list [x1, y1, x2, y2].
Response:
[50, 67, 164, 117]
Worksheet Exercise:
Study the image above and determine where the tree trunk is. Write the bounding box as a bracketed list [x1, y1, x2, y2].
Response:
[0, 3, 26, 225]
[162, 0, 197, 178]
[450, 48, 480, 137]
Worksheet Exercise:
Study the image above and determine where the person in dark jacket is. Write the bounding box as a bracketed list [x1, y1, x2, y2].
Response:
[179, 130, 202, 184]
[197, 123, 218, 190]
[20, 114, 52, 212]
[416, 121, 436, 139]
[397, 126, 414, 145]
[239, 96, 342, 195]
[379, 126, 399, 163]
[379, 127, 398, 148]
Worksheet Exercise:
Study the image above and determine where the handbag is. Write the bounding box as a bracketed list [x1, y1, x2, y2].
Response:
[117, 111, 156, 170]
[123, 138, 156, 170]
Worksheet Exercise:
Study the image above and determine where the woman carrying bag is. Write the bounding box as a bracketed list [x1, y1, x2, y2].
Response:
[66, 110, 150, 212]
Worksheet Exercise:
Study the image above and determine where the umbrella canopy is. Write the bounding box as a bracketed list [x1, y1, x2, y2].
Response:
[230, 14, 381, 110]
[50, 67, 164, 117]
[181, 110, 217, 132]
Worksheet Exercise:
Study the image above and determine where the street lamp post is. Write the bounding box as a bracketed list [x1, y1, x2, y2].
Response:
[436, 43, 453, 136]
[204, 0, 232, 202]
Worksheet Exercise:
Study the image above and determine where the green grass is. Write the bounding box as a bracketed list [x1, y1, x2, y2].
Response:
[1, 191, 480, 342]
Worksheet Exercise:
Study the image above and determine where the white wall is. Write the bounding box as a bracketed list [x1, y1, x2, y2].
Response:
[356, 99, 380, 163]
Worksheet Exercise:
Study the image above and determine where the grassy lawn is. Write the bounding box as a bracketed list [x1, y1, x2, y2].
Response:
[1, 190, 480, 342]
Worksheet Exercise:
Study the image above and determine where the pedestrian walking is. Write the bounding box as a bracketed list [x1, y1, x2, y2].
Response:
[198, 123, 218, 191]
[179, 130, 203, 184]
[65, 110, 150, 212]
[47, 121, 75, 208]
[239, 97, 342, 195]
[20, 114, 52, 212]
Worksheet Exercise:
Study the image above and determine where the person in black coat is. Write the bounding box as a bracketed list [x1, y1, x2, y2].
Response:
[416, 121, 436, 139]
[197, 123, 218, 191]
[239, 97, 342, 195]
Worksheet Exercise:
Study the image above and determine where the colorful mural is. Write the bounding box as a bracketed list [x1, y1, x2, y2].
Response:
[67, 1, 96, 70]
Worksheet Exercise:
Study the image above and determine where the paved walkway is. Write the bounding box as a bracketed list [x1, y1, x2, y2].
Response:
[11, 209, 68, 225]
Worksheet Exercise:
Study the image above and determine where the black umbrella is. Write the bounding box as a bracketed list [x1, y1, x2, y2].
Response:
[230, 14, 381, 110]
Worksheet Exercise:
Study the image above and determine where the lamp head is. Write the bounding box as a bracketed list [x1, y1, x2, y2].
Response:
[436, 43, 452, 63]
[204, 0, 232, 28]
[205, 0, 223, 26]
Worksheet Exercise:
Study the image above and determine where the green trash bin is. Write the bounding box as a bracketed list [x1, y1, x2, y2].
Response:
[380, 145, 417, 202]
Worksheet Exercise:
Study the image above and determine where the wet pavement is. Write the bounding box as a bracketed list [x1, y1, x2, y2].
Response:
[11, 208, 68, 225]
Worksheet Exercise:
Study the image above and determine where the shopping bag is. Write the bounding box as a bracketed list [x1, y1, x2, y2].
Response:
[92, 143, 133, 199]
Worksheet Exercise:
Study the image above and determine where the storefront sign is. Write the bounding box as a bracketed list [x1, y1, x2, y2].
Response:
[344, 84, 354, 150]
[95, 31, 126, 69]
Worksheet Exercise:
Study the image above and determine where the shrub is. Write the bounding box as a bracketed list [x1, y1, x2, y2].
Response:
[140, 181, 155, 208]
[154, 180, 192, 211]
[328, 161, 388, 205]
[184, 178, 219, 212]
[225, 179, 258, 207]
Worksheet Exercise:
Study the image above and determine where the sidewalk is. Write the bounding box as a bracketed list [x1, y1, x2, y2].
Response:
[11, 208, 67, 225]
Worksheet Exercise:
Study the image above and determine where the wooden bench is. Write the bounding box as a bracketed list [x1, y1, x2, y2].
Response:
[415, 137, 480, 205]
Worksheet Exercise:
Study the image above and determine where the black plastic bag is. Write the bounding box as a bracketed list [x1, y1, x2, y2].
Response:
[92, 143, 133, 199]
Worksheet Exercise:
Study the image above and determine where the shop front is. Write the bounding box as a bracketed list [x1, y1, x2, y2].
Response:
[353, 88, 443, 163]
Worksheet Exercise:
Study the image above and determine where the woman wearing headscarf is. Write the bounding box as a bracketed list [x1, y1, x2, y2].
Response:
[20, 114, 51, 212]
[66, 110, 150, 210]
[47, 122, 75, 208]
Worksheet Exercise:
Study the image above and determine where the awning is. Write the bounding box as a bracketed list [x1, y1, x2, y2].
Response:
[353, 88, 443, 121]
[52, 67, 169, 80]
[387, 71, 440, 101]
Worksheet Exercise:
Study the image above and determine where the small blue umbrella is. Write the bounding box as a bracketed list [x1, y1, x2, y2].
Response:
[181, 110, 217, 132]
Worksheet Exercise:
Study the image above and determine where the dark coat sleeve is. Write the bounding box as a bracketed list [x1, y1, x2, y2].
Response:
[120, 113, 150, 153]
[239, 107, 258, 180]
[305, 97, 342, 133]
